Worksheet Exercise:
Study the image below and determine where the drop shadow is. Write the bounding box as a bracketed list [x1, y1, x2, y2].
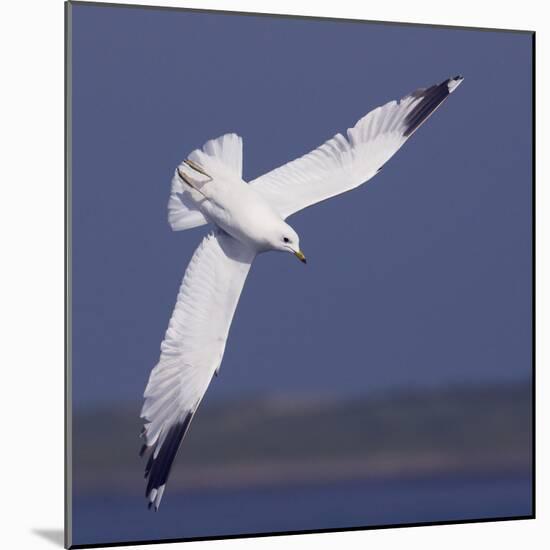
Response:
[32, 529, 64, 547]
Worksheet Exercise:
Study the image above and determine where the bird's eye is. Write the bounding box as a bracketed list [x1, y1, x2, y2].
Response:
[283, 237, 290, 243]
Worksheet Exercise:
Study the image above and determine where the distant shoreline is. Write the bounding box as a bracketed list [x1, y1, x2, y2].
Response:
[72, 382, 532, 494]
[74, 451, 530, 493]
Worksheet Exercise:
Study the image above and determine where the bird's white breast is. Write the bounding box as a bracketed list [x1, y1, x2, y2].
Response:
[190, 173, 283, 251]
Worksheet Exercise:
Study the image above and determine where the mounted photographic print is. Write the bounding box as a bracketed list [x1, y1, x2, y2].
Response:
[65, 1, 534, 548]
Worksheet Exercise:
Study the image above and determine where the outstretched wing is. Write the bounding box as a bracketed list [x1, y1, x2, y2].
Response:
[140, 229, 255, 509]
[250, 76, 463, 219]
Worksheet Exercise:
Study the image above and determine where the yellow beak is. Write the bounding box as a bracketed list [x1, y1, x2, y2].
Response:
[294, 250, 307, 264]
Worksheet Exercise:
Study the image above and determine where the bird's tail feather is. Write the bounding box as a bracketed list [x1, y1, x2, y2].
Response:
[168, 133, 244, 231]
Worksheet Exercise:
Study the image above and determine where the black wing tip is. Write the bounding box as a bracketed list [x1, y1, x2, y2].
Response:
[141, 412, 194, 510]
[403, 75, 464, 137]
[447, 75, 465, 92]
[146, 500, 160, 511]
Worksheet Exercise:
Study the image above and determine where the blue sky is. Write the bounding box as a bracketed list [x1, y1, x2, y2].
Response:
[70, 4, 532, 408]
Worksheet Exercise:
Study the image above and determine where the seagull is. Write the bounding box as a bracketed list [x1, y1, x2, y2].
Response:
[139, 76, 464, 509]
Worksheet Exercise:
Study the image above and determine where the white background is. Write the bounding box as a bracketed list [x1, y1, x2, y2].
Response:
[0, 0, 546, 548]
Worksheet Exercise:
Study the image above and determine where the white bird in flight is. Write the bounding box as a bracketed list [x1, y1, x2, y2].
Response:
[140, 76, 464, 509]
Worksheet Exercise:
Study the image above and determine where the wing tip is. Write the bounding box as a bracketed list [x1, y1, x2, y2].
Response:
[141, 412, 194, 510]
[403, 75, 464, 137]
[447, 75, 464, 93]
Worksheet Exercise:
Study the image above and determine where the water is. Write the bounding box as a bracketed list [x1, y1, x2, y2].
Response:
[71, 473, 532, 547]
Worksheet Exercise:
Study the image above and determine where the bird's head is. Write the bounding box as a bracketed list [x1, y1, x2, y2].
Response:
[266, 220, 306, 264]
